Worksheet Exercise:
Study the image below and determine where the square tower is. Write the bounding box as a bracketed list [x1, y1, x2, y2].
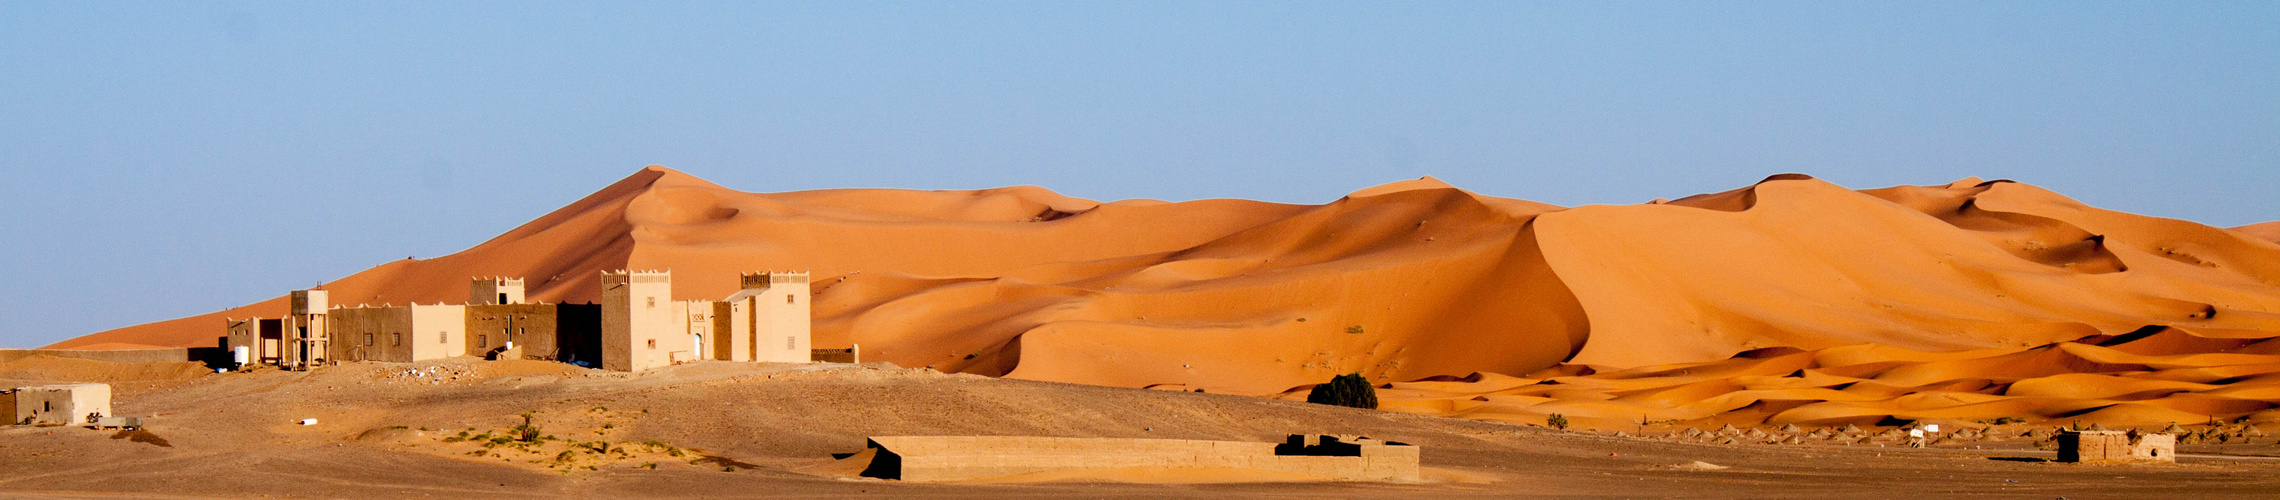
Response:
[470, 277, 526, 305]
[284, 289, 329, 369]
[729, 271, 811, 363]
[600, 270, 684, 371]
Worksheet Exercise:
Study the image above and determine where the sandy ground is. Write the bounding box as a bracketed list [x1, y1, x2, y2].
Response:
[6, 359, 2280, 499]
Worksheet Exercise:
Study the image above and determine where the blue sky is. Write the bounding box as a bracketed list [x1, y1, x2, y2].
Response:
[2, 1, 2275, 347]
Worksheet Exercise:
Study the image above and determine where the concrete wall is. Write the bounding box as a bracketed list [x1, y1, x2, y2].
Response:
[9, 383, 112, 426]
[861, 435, 1418, 482]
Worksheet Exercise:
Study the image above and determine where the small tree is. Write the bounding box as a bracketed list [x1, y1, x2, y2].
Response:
[1306, 372, 1378, 409]
[1546, 413, 1570, 430]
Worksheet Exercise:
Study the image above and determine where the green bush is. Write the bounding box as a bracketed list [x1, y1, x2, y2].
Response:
[1546, 413, 1569, 430]
[1306, 372, 1379, 409]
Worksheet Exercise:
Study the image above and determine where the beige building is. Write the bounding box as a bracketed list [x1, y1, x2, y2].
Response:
[5, 383, 113, 426]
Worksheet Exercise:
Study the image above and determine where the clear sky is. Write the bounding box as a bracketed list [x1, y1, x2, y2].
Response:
[2, 1, 2275, 348]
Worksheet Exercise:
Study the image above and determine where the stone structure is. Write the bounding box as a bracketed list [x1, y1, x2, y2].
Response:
[853, 434, 1419, 482]
[226, 270, 823, 372]
[4, 383, 113, 426]
[2057, 430, 2175, 463]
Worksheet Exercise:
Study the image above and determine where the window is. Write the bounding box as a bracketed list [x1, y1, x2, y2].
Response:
[392, 333, 401, 346]
[363, 333, 373, 346]
[439, 332, 447, 344]
[786, 336, 796, 349]
[646, 297, 656, 308]
[646, 339, 657, 349]
[787, 294, 795, 305]
[478, 335, 488, 348]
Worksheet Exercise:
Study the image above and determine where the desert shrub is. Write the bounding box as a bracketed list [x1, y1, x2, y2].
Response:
[1547, 413, 1570, 430]
[1345, 325, 1366, 334]
[1306, 372, 1379, 409]
[513, 412, 543, 443]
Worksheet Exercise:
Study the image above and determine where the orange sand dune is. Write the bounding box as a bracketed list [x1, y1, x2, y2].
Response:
[2235, 221, 2280, 245]
[48, 167, 2280, 427]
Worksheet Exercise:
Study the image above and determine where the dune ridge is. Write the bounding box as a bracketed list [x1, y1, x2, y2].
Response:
[46, 167, 2280, 428]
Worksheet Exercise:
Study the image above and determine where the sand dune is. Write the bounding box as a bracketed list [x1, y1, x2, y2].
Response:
[47, 167, 2280, 428]
[2235, 221, 2280, 245]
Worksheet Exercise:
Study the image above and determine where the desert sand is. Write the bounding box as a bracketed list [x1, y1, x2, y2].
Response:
[44, 167, 2280, 431]
[6, 357, 2280, 498]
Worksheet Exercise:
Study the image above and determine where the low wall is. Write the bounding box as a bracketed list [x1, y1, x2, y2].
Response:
[0, 349, 192, 365]
[811, 347, 859, 364]
[862, 435, 1418, 482]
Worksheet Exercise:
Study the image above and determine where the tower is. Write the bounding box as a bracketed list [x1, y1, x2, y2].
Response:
[600, 270, 680, 371]
[731, 271, 811, 363]
[284, 289, 328, 369]
[470, 277, 525, 305]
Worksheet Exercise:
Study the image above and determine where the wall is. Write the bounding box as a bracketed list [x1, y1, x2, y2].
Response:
[328, 307, 412, 362]
[409, 305, 467, 361]
[0, 348, 191, 364]
[328, 305, 464, 363]
[465, 304, 557, 357]
[860, 435, 1418, 482]
[714, 301, 749, 361]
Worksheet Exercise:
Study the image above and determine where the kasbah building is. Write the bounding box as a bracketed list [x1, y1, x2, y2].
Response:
[223, 270, 849, 372]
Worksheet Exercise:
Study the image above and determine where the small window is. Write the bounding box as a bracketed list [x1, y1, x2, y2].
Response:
[478, 335, 488, 348]
[646, 297, 656, 308]
[364, 333, 373, 346]
[787, 294, 795, 304]
[646, 339, 657, 349]
[392, 333, 401, 346]
[438, 332, 447, 344]
[786, 336, 795, 349]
